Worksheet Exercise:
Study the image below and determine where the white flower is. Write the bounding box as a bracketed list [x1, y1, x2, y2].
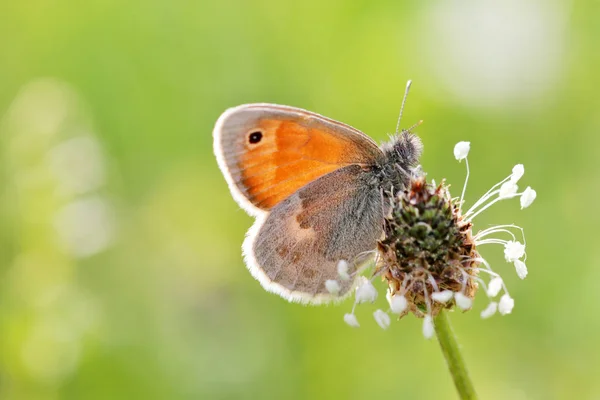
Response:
[373, 309, 391, 330]
[325, 280, 340, 295]
[520, 187, 537, 209]
[454, 141, 471, 161]
[499, 181, 518, 198]
[480, 302, 498, 319]
[511, 164, 524, 183]
[431, 290, 454, 303]
[486, 277, 503, 297]
[355, 277, 378, 304]
[344, 313, 360, 327]
[423, 315, 435, 339]
[514, 260, 528, 279]
[454, 292, 473, 310]
[504, 240, 526, 262]
[337, 260, 350, 280]
[498, 294, 515, 315]
[387, 292, 408, 314]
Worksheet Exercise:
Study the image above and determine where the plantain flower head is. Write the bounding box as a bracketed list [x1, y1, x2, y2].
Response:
[341, 142, 536, 337]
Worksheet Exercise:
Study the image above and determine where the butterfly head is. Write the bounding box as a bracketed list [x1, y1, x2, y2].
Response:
[378, 129, 423, 194]
[386, 129, 423, 165]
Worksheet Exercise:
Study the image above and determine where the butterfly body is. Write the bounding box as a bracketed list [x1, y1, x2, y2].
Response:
[214, 104, 422, 304]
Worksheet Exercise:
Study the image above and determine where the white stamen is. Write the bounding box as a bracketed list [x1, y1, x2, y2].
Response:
[373, 309, 391, 330]
[355, 277, 378, 304]
[422, 315, 435, 339]
[499, 294, 515, 315]
[466, 258, 510, 295]
[431, 290, 454, 303]
[514, 260, 528, 279]
[454, 141, 470, 161]
[464, 164, 525, 217]
[466, 182, 519, 222]
[476, 224, 526, 247]
[337, 260, 350, 281]
[472, 275, 490, 292]
[504, 240, 526, 262]
[487, 277, 503, 297]
[465, 175, 512, 217]
[325, 280, 340, 295]
[477, 239, 511, 247]
[480, 302, 498, 319]
[511, 164, 524, 183]
[471, 257, 498, 276]
[455, 292, 473, 310]
[520, 187, 537, 209]
[475, 228, 516, 242]
[475, 227, 527, 253]
[344, 313, 360, 327]
[499, 181, 519, 198]
[387, 292, 408, 314]
[459, 158, 470, 211]
[427, 274, 439, 292]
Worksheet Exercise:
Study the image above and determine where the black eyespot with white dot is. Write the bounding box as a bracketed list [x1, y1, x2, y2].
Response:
[248, 131, 263, 144]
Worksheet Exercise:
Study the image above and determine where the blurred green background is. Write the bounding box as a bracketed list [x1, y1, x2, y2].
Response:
[1, 1, 599, 399]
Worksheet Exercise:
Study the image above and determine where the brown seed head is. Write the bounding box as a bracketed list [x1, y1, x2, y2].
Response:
[377, 176, 480, 317]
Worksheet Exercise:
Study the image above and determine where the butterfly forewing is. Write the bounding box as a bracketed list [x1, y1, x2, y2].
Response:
[214, 104, 384, 214]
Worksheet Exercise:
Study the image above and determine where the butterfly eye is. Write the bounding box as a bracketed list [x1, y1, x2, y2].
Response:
[248, 131, 263, 144]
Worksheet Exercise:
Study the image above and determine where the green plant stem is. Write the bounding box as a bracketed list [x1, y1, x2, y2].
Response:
[434, 310, 477, 400]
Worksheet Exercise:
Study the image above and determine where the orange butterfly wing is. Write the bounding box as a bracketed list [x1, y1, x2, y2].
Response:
[214, 104, 384, 214]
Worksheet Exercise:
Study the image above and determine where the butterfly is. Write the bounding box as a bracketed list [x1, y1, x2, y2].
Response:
[213, 85, 422, 304]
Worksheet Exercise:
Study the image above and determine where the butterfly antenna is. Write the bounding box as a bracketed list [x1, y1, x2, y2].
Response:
[407, 119, 424, 132]
[395, 79, 412, 134]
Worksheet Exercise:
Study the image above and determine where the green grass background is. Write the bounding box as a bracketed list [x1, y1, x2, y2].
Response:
[1, 1, 599, 399]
